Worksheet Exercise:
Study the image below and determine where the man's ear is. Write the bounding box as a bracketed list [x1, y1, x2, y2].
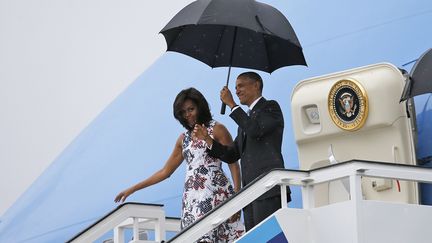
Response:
[254, 81, 261, 93]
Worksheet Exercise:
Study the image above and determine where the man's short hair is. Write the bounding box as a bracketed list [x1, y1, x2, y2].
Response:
[238, 71, 263, 92]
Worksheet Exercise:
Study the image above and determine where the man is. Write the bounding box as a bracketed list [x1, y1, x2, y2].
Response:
[193, 71, 291, 231]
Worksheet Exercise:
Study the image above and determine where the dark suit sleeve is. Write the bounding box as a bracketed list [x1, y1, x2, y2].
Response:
[207, 136, 241, 164]
[230, 100, 283, 139]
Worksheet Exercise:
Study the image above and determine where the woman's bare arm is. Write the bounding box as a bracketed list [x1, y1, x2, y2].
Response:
[114, 134, 184, 203]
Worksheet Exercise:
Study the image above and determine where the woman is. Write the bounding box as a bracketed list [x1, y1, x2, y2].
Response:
[115, 87, 244, 242]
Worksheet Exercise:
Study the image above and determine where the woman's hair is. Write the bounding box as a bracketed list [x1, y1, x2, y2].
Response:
[173, 87, 212, 130]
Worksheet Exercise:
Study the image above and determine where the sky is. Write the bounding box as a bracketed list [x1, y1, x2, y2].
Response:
[0, 0, 195, 216]
[0, 0, 431, 242]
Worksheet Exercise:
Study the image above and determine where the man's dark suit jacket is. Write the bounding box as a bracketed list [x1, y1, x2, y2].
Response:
[208, 97, 291, 200]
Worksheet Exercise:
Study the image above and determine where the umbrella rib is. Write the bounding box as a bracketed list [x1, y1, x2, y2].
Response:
[228, 27, 238, 68]
[210, 25, 227, 68]
[225, 27, 238, 86]
[255, 15, 276, 36]
[261, 33, 272, 73]
[165, 27, 185, 52]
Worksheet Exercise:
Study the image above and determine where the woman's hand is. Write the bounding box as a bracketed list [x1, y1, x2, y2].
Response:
[193, 124, 214, 147]
[192, 124, 208, 140]
[114, 187, 135, 203]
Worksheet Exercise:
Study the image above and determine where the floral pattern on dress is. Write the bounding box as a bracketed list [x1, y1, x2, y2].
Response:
[181, 120, 245, 242]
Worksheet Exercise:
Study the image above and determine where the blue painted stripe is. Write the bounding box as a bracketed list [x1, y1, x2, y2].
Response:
[268, 231, 289, 243]
[236, 216, 287, 242]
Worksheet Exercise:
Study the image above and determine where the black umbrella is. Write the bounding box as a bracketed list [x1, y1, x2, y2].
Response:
[401, 48, 432, 102]
[160, 0, 307, 114]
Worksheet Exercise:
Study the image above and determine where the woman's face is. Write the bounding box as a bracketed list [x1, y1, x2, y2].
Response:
[181, 99, 198, 128]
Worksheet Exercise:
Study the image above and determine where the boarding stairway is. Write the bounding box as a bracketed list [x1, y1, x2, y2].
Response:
[67, 202, 181, 243]
[68, 160, 432, 243]
[69, 63, 432, 242]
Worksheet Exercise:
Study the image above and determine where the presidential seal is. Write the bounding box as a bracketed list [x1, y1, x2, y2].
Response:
[328, 79, 368, 131]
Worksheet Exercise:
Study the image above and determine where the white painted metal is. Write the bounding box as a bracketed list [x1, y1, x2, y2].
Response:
[113, 227, 125, 243]
[280, 185, 287, 208]
[361, 201, 432, 243]
[350, 174, 363, 243]
[291, 63, 418, 205]
[275, 208, 311, 243]
[301, 183, 315, 209]
[72, 161, 432, 243]
[271, 199, 432, 243]
[168, 161, 432, 243]
[70, 204, 171, 243]
[115, 217, 180, 233]
[308, 202, 356, 243]
[168, 170, 307, 243]
[133, 217, 139, 241]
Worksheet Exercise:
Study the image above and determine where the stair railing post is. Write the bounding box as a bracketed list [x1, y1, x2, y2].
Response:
[133, 217, 139, 242]
[301, 178, 315, 209]
[155, 214, 166, 242]
[350, 171, 363, 243]
[280, 184, 287, 208]
[113, 225, 125, 243]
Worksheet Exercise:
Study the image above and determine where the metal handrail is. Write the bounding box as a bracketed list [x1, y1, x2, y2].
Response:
[167, 160, 432, 242]
[67, 202, 180, 243]
[68, 160, 432, 243]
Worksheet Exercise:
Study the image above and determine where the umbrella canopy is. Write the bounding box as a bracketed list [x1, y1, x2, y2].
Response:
[401, 48, 432, 101]
[160, 0, 307, 73]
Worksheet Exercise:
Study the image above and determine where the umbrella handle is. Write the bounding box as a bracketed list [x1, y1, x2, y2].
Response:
[220, 65, 232, 115]
[221, 102, 227, 115]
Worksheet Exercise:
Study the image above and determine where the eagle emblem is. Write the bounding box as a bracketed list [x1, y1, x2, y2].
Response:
[328, 79, 368, 131]
[338, 92, 357, 118]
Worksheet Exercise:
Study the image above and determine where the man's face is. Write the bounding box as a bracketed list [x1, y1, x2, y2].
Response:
[235, 77, 260, 106]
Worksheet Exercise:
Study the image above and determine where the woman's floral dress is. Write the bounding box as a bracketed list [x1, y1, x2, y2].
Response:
[181, 120, 245, 242]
